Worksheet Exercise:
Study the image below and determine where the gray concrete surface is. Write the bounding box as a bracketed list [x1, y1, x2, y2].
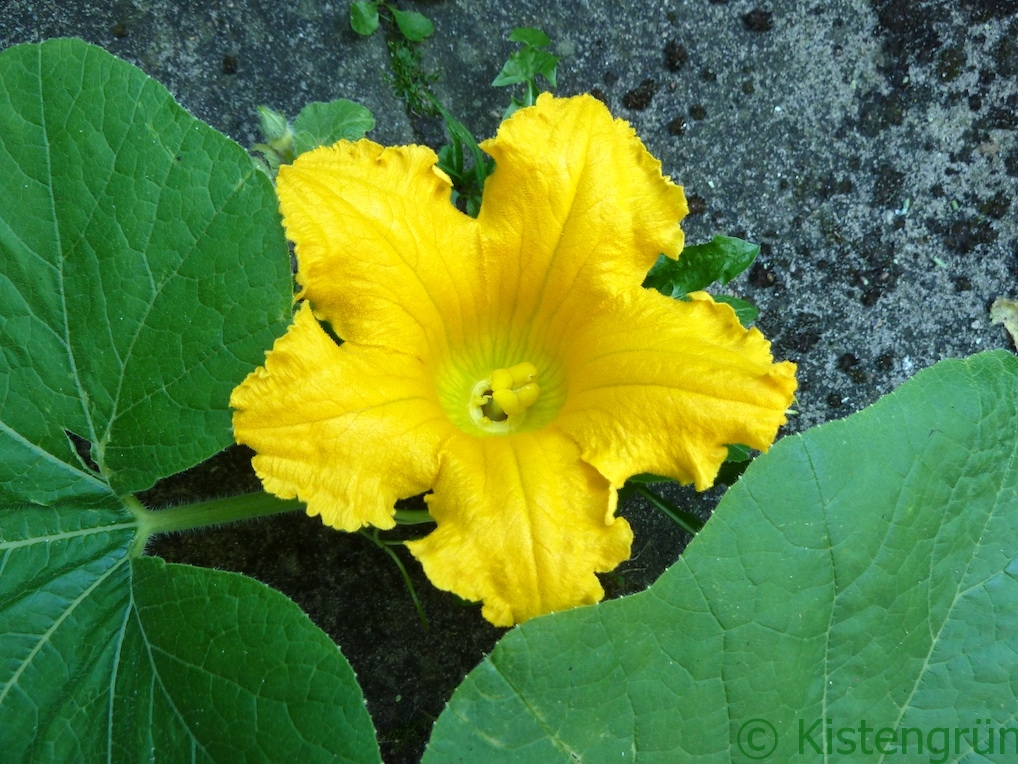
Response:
[4, 1, 1016, 761]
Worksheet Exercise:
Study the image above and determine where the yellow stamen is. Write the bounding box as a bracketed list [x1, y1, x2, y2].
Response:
[470, 362, 541, 428]
[514, 382, 540, 409]
[507, 362, 538, 387]
[490, 368, 514, 391]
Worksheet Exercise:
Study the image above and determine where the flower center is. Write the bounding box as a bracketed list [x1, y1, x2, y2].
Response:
[469, 361, 541, 432]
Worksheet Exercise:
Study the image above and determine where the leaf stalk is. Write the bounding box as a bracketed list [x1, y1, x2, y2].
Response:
[126, 492, 303, 555]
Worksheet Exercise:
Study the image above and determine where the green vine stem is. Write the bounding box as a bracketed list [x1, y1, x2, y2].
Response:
[393, 509, 434, 525]
[363, 529, 430, 629]
[632, 485, 705, 536]
[125, 492, 304, 555]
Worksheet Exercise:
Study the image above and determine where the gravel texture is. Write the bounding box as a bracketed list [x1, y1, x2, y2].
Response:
[4, 1, 1016, 760]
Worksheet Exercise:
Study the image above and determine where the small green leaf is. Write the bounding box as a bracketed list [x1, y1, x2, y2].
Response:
[437, 141, 465, 183]
[430, 96, 492, 217]
[713, 294, 759, 325]
[501, 95, 526, 120]
[533, 52, 559, 88]
[644, 235, 760, 297]
[463, 193, 484, 218]
[426, 351, 1018, 760]
[492, 48, 559, 88]
[508, 27, 551, 47]
[292, 98, 375, 155]
[724, 443, 752, 463]
[389, 7, 435, 42]
[350, 1, 380, 35]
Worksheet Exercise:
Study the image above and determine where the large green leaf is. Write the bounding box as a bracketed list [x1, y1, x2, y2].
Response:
[0, 508, 380, 762]
[0, 40, 379, 761]
[425, 350, 1018, 761]
[0, 38, 291, 498]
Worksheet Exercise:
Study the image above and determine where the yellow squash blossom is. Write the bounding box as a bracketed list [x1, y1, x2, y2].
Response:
[231, 93, 797, 627]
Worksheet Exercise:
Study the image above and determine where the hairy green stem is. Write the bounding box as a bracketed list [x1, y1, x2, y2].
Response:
[633, 485, 705, 536]
[126, 492, 304, 555]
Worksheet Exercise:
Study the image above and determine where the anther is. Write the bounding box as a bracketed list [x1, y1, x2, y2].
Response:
[473, 361, 541, 426]
[507, 362, 537, 386]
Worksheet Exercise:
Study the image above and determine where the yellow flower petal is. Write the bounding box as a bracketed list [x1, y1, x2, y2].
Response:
[230, 302, 451, 531]
[477, 93, 688, 339]
[276, 141, 480, 357]
[557, 290, 797, 490]
[407, 430, 633, 626]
